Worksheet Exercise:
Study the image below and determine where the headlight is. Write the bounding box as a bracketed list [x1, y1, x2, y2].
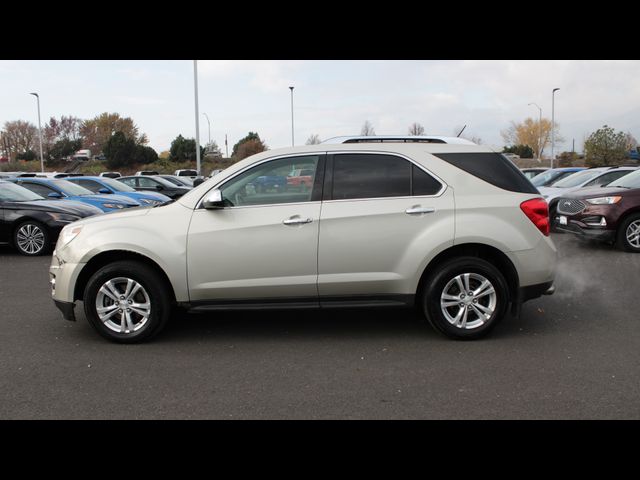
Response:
[586, 196, 622, 205]
[58, 225, 83, 249]
[49, 212, 81, 223]
[140, 198, 160, 205]
[102, 203, 127, 209]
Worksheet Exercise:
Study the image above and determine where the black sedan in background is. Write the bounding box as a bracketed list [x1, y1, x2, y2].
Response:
[0, 180, 103, 256]
[117, 175, 191, 199]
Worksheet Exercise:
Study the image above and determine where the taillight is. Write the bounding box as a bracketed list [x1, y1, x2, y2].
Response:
[520, 198, 549, 236]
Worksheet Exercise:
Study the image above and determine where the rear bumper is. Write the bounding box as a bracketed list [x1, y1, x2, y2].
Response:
[54, 299, 76, 322]
[520, 281, 555, 303]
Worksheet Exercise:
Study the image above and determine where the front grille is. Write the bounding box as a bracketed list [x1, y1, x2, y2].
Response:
[557, 198, 586, 215]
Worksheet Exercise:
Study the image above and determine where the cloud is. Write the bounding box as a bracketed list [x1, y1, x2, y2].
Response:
[114, 96, 166, 106]
[198, 60, 301, 93]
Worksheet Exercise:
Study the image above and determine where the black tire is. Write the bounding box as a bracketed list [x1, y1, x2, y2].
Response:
[13, 220, 50, 256]
[421, 256, 509, 340]
[616, 213, 640, 253]
[83, 261, 171, 343]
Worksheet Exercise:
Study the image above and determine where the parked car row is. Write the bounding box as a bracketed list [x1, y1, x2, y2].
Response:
[0, 180, 103, 255]
[522, 165, 640, 251]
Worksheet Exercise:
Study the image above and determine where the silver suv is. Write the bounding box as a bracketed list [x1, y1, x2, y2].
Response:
[50, 138, 557, 343]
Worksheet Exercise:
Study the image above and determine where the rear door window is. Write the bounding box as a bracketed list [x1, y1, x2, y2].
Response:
[331, 154, 411, 200]
[74, 179, 103, 193]
[18, 182, 57, 197]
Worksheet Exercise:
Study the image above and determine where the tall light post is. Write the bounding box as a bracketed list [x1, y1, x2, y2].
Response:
[289, 86, 295, 146]
[528, 102, 542, 161]
[202, 113, 211, 149]
[193, 60, 201, 176]
[551, 88, 560, 169]
[29, 92, 44, 172]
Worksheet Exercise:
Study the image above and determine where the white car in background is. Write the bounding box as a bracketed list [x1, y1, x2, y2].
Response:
[50, 136, 557, 343]
[539, 166, 639, 216]
[174, 169, 198, 179]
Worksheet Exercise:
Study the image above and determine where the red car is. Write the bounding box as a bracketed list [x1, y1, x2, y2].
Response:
[286, 168, 314, 191]
[553, 169, 640, 252]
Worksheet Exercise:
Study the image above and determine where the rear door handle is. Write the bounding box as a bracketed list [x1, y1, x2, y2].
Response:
[283, 215, 313, 225]
[405, 206, 435, 215]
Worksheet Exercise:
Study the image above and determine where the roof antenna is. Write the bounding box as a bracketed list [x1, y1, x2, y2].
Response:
[456, 125, 467, 137]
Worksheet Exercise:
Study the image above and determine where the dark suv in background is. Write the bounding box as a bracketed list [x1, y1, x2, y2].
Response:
[554, 169, 640, 252]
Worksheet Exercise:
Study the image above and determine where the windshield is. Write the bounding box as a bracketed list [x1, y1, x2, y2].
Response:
[532, 170, 563, 187]
[0, 182, 45, 202]
[176, 177, 193, 186]
[160, 175, 186, 187]
[551, 170, 602, 188]
[149, 176, 179, 188]
[51, 179, 94, 196]
[608, 169, 640, 189]
[99, 177, 136, 192]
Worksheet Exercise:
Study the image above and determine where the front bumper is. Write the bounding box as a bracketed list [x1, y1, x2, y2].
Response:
[554, 218, 615, 242]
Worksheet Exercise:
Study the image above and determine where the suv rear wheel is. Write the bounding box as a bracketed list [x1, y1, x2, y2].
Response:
[422, 257, 509, 340]
[83, 261, 171, 343]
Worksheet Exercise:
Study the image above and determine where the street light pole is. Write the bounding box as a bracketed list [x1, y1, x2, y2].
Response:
[203, 113, 211, 145]
[193, 60, 201, 176]
[29, 92, 44, 172]
[289, 86, 294, 146]
[528, 102, 542, 161]
[551, 88, 560, 169]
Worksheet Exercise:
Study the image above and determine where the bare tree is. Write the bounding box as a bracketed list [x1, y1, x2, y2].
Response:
[360, 120, 375, 136]
[306, 134, 321, 145]
[1, 120, 38, 160]
[408, 123, 425, 136]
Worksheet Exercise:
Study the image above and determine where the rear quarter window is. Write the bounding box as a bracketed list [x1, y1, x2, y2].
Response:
[433, 152, 538, 194]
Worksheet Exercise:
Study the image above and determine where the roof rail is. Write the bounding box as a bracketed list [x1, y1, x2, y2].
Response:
[321, 135, 476, 145]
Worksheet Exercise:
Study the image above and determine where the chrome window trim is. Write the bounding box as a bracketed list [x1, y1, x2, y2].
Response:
[327, 150, 448, 202]
[195, 150, 448, 210]
[196, 152, 326, 210]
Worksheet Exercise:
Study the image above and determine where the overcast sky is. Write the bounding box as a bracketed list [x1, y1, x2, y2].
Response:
[2, 60, 639, 155]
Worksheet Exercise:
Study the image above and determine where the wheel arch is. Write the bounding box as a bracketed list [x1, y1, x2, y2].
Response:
[73, 250, 177, 303]
[616, 207, 640, 230]
[416, 243, 519, 305]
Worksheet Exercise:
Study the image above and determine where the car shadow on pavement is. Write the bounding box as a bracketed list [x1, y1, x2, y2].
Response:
[149, 305, 550, 344]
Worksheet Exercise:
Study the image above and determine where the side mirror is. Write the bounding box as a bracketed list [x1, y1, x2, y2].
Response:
[155, 185, 164, 191]
[98, 188, 112, 194]
[203, 189, 224, 209]
[48, 192, 63, 199]
[193, 178, 205, 187]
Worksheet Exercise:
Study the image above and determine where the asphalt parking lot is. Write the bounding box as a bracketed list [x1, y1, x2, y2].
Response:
[1, 233, 639, 420]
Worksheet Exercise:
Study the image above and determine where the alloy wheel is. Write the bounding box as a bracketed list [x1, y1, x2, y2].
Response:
[95, 277, 151, 334]
[16, 223, 45, 255]
[626, 220, 640, 248]
[440, 273, 497, 330]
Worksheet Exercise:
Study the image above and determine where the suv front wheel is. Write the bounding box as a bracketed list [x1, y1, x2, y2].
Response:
[83, 261, 171, 343]
[422, 257, 509, 340]
[617, 213, 640, 253]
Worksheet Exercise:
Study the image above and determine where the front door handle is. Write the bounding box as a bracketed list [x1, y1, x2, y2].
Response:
[405, 206, 435, 215]
[283, 215, 313, 226]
